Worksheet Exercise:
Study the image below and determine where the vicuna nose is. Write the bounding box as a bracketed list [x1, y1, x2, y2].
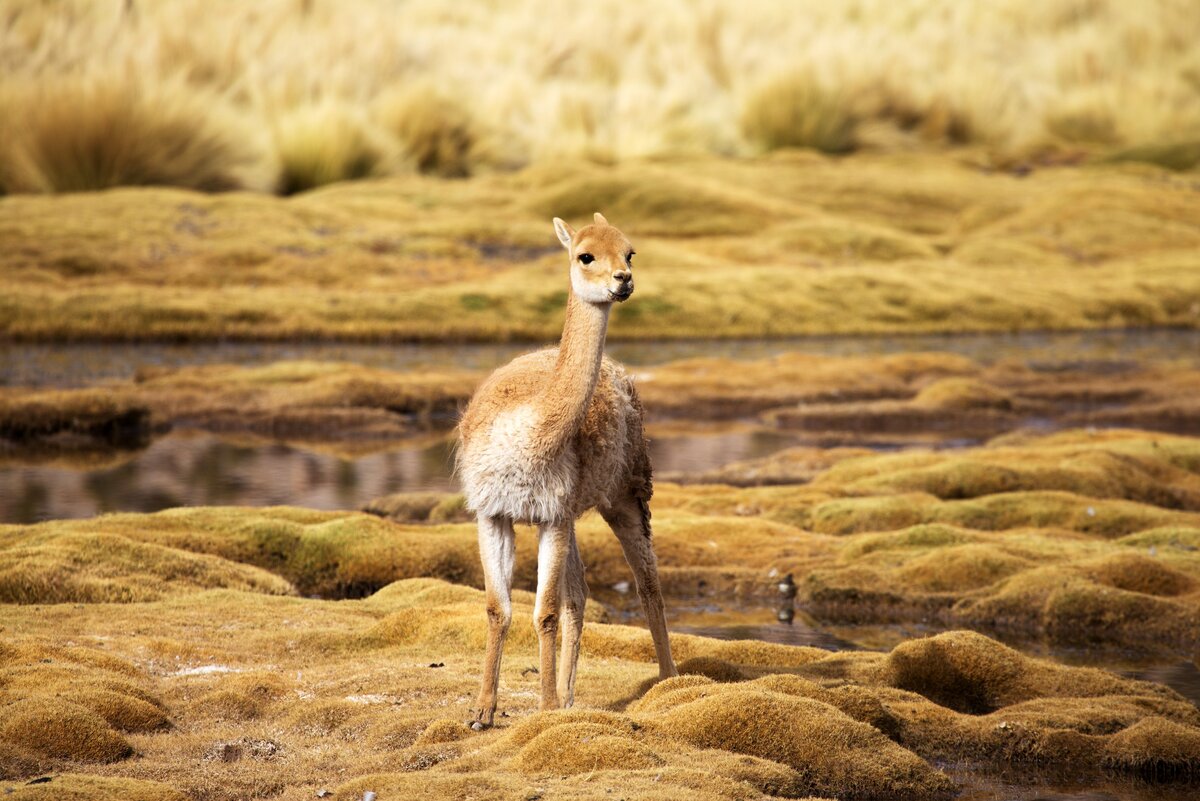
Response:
[612, 269, 631, 283]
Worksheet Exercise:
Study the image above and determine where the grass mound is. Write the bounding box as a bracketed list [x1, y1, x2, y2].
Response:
[1, 699, 132, 763]
[646, 687, 953, 800]
[530, 166, 775, 236]
[883, 631, 1174, 714]
[0, 530, 293, 603]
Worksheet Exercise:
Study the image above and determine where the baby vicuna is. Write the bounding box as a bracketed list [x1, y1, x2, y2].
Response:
[457, 213, 678, 729]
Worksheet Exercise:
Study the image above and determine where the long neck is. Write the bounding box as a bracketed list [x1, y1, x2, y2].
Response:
[535, 291, 610, 458]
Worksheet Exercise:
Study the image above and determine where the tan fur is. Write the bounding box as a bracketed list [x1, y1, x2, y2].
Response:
[457, 213, 677, 729]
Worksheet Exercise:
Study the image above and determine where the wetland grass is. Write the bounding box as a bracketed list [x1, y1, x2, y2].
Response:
[2, 154, 1198, 343]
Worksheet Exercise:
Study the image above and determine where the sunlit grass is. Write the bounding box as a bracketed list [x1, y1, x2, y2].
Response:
[2, 0, 1199, 194]
[1, 152, 1197, 341]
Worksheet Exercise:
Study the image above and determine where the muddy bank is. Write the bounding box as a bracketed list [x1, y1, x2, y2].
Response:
[0, 362, 476, 459]
[4, 350, 1200, 464]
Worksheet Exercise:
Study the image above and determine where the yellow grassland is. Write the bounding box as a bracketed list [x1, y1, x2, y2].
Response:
[1, 153, 1198, 342]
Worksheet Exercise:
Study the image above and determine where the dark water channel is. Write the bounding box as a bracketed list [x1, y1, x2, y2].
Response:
[4, 328, 1199, 388]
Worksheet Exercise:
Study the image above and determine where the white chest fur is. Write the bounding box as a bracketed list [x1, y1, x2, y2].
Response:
[460, 405, 579, 524]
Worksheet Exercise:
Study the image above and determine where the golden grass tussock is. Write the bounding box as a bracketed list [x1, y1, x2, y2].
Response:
[376, 86, 484, 178]
[362, 490, 472, 523]
[740, 71, 858, 154]
[0, 699, 133, 763]
[882, 630, 1178, 714]
[273, 102, 391, 195]
[647, 688, 954, 800]
[3, 153, 1198, 343]
[0, 73, 269, 194]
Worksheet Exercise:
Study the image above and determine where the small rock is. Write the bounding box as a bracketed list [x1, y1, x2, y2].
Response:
[428, 662, 444, 668]
[316, 791, 332, 798]
[612, 581, 631, 594]
[470, 720, 485, 731]
[363, 792, 376, 801]
[26, 778, 52, 786]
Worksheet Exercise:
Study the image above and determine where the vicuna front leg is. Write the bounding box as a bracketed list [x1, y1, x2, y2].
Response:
[601, 495, 678, 679]
[473, 514, 515, 730]
[534, 520, 572, 711]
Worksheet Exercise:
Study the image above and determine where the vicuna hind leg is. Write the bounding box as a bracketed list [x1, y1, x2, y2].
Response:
[534, 519, 571, 710]
[473, 514, 515, 730]
[557, 534, 587, 707]
[600, 494, 678, 679]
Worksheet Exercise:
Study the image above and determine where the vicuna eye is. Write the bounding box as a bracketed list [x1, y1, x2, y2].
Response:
[578, 253, 594, 265]
[626, 252, 635, 264]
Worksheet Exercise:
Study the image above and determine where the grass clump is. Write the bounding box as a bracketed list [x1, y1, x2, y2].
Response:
[377, 86, 482, 178]
[0, 75, 263, 194]
[740, 72, 857, 154]
[274, 104, 389, 194]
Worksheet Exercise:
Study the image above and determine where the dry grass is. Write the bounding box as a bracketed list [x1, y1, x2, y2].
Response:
[740, 71, 857, 154]
[3, 0, 1200, 191]
[2, 152, 1197, 343]
[1, 574, 1198, 800]
[0, 73, 269, 194]
[273, 103, 390, 195]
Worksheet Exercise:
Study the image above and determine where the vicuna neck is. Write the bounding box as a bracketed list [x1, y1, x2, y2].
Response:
[535, 291, 610, 458]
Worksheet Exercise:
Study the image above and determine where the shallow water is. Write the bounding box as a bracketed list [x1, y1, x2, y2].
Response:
[0, 426, 805, 524]
[4, 327, 1199, 388]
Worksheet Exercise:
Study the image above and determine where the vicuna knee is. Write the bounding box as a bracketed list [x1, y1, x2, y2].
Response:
[486, 602, 512, 631]
[535, 611, 559, 636]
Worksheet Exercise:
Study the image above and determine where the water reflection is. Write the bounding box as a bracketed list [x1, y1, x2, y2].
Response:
[0, 432, 459, 523]
[0, 425, 799, 524]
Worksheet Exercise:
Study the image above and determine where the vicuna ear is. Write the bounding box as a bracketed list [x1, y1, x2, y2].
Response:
[553, 217, 575, 250]
[593, 212, 609, 225]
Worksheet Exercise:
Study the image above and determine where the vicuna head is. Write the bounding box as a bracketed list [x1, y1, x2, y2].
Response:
[553, 213, 635, 304]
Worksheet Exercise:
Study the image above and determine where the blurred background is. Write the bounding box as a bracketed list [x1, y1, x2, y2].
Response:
[2, 0, 1199, 191]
